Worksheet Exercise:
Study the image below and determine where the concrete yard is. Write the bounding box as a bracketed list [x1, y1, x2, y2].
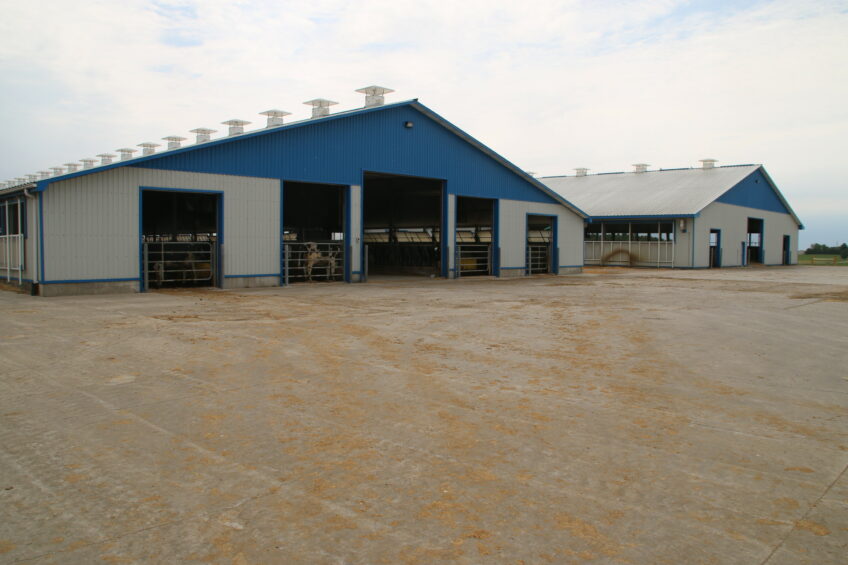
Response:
[1, 267, 846, 564]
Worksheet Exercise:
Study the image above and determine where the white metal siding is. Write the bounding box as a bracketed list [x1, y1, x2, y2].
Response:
[43, 168, 280, 282]
[349, 184, 362, 279]
[446, 194, 456, 276]
[498, 199, 583, 274]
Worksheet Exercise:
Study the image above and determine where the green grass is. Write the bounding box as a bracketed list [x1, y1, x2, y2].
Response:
[798, 253, 848, 265]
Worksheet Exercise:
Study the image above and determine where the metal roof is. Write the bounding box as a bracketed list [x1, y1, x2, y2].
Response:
[540, 165, 761, 218]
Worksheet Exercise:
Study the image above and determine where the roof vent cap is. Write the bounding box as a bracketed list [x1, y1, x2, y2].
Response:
[26, 174, 39, 182]
[303, 98, 338, 118]
[259, 109, 291, 127]
[190, 128, 216, 143]
[51, 166, 65, 176]
[632, 163, 649, 173]
[222, 119, 250, 136]
[97, 153, 116, 165]
[575, 168, 589, 177]
[38, 170, 52, 179]
[138, 142, 160, 156]
[80, 159, 97, 170]
[64, 162, 80, 173]
[162, 136, 186, 150]
[116, 148, 137, 161]
[355, 85, 395, 108]
[699, 158, 717, 169]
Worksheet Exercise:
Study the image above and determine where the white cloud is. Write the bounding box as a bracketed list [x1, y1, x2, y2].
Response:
[0, 0, 845, 242]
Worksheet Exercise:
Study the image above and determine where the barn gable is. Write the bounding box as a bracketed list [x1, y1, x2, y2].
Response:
[714, 167, 802, 227]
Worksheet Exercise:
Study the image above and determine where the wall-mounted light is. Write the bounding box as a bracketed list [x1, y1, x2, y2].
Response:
[404, 121, 414, 128]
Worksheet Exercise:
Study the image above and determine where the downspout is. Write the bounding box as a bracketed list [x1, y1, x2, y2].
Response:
[23, 187, 39, 292]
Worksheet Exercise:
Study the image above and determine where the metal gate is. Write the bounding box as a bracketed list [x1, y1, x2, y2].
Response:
[143, 237, 216, 289]
[0, 234, 24, 283]
[455, 244, 491, 277]
[526, 244, 551, 274]
[283, 242, 345, 283]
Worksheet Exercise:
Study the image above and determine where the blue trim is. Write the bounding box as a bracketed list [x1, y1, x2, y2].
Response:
[224, 274, 278, 278]
[500, 266, 527, 270]
[558, 264, 583, 269]
[41, 277, 138, 284]
[38, 191, 45, 283]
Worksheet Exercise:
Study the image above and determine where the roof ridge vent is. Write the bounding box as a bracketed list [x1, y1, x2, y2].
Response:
[97, 153, 116, 165]
[303, 98, 338, 118]
[190, 128, 216, 143]
[138, 142, 160, 156]
[116, 148, 137, 161]
[162, 136, 186, 150]
[355, 85, 394, 108]
[222, 119, 250, 136]
[259, 109, 291, 127]
[574, 167, 589, 177]
[64, 162, 80, 173]
[699, 158, 717, 169]
[80, 159, 97, 170]
[51, 166, 65, 176]
[632, 163, 649, 173]
[27, 174, 39, 182]
[38, 170, 52, 179]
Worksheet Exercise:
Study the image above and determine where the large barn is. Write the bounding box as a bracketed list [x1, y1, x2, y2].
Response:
[540, 161, 803, 269]
[0, 88, 586, 296]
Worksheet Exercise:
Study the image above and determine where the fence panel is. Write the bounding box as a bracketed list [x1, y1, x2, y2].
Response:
[283, 242, 345, 283]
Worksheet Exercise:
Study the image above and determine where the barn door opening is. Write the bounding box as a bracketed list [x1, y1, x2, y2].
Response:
[709, 229, 721, 268]
[747, 218, 764, 264]
[527, 215, 556, 274]
[141, 189, 220, 290]
[282, 182, 346, 283]
[363, 172, 443, 277]
[783, 235, 791, 265]
[455, 196, 494, 277]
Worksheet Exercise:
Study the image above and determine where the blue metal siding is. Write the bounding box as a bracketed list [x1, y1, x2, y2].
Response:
[716, 169, 792, 216]
[136, 106, 558, 205]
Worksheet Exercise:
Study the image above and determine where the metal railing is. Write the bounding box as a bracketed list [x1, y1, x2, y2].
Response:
[143, 240, 216, 288]
[0, 234, 24, 283]
[456, 244, 491, 277]
[526, 244, 551, 274]
[584, 240, 675, 266]
[284, 242, 344, 283]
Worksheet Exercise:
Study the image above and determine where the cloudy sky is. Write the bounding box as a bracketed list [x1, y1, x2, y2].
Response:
[1, 0, 845, 246]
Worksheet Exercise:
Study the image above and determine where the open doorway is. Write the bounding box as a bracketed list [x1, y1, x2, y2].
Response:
[455, 197, 494, 277]
[527, 215, 556, 274]
[747, 218, 763, 264]
[141, 189, 220, 290]
[783, 235, 791, 265]
[363, 172, 443, 277]
[709, 229, 722, 267]
[282, 182, 346, 283]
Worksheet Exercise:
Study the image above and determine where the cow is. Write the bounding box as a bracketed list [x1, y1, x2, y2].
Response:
[304, 242, 337, 281]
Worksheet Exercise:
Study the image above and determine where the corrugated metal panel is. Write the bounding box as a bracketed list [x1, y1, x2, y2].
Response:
[43, 168, 279, 282]
[540, 166, 760, 217]
[138, 105, 561, 206]
[499, 199, 583, 272]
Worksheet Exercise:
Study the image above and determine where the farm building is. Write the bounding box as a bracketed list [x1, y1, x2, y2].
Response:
[0, 88, 586, 296]
[540, 161, 803, 268]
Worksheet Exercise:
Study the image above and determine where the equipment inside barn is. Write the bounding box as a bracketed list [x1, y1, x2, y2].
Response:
[363, 173, 442, 276]
[527, 215, 555, 274]
[455, 196, 494, 276]
[141, 190, 219, 289]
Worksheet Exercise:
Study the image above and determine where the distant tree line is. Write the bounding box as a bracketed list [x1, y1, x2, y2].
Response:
[804, 243, 848, 258]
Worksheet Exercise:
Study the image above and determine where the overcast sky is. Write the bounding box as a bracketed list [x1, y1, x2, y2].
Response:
[1, 0, 845, 247]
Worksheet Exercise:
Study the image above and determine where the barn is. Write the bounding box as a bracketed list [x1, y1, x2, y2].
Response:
[0, 88, 586, 296]
[540, 161, 803, 269]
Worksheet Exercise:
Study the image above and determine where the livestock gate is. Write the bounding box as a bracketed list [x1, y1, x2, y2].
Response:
[583, 221, 675, 267]
[0, 197, 24, 284]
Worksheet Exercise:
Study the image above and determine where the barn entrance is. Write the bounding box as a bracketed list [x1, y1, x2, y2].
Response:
[527, 215, 556, 274]
[747, 218, 764, 264]
[363, 172, 443, 277]
[282, 182, 346, 283]
[709, 229, 722, 267]
[141, 189, 220, 290]
[455, 197, 494, 277]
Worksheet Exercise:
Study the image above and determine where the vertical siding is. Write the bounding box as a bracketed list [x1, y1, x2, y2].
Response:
[499, 199, 583, 273]
[43, 168, 279, 282]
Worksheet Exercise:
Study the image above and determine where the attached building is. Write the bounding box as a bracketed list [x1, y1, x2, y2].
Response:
[540, 162, 803, 269]
[0, 94, 586, 296]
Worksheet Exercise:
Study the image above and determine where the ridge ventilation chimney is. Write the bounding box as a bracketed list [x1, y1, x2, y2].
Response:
[26, 174, 39, 182]
[162, 136, 186, 150]
[98, 153, 116, 165]
[138, 142, 160, 156]
[222, 119, 250, 136]
[51, 166, 65, 176]
[304, 98, 338, 118]
[355, 85, 394, 107]
[80, 159, 96, 170]
[632, 163, 649, 173]
[190, 128, 216, 143]
[259, 109, 291, 127]
[64, 162, 79, 173]
[38, 170, 52, 179]
[117, 148, 137, 161]
[574, 168, 589, 177]
[699, 158, 717, 169]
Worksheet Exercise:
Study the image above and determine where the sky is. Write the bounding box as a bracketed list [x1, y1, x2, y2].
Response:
[0, 0, 845, 247]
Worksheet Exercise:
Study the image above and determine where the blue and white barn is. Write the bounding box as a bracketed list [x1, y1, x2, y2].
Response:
[0, 91, 586, 296]
[541, 162, 803, 269]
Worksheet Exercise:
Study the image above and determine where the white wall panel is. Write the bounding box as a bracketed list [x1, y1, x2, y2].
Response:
[498, 199, 583, 274]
